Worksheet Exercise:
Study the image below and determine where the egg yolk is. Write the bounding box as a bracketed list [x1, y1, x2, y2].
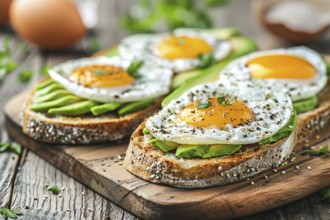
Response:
[246, 54, 316, 80]
[156, 36, 212, 60]
[69, 65, 134, 88]
[177, 97, 254, 129]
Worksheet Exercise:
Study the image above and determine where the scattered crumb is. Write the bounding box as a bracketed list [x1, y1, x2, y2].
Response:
[316, 135, 320, 139]
[251, 181, 255, 185]
[264, 175, 268, 179]
[58, 194, 62, 198]
[295, 165, 300, 170]
[273, 169, 278, 173]
[307, 166, 312, 170]
[310, 146, 315, 150]
[281, 171, 286, 174]
[82, 192, 85, 195]
[61, 187, 65, 191]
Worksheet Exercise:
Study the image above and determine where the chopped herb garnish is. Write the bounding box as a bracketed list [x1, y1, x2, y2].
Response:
[197, 52, 215, 69]
[301, 144, 329, 156]
[0, 207, 23, 219]
[321, 187, 330, 201]
[46, 184, 61, 195]
[0, 142, 22, 155]
[127, 61, 144, 79]
[89, 36, 101, 53]
[92, 69, 109, 75]
[18, 69, 33, 83]
[197, 98, 211, 109]
[1, 58, 18, 72]
[143, 127, 150, 135]
[217, 96, 234, 106]
[40, 65, 50, 76]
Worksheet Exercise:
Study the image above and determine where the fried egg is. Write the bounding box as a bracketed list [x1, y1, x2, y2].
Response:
[220, 47, 327, 102]
[146, 80, 293, 145]
[48, 56, 173, 103]
[118, 28, 232, 72]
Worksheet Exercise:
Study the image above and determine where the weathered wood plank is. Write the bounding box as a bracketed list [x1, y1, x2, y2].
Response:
[9, 151, 138, 220]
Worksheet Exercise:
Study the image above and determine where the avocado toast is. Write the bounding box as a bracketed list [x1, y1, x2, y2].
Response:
[22, 28, 256, 144]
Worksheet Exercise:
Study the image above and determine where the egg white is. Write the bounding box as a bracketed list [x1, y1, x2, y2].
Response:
[118, 28, 232, 72]
[220, 46, 327, 102]
[48, 56, 173, 103]
[146, 80, 293, 145]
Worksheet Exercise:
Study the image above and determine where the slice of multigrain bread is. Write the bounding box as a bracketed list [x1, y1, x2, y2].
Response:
[22, 89, 161, 144]
[123, 122, 295, 188]
[123, 78, 330, 188]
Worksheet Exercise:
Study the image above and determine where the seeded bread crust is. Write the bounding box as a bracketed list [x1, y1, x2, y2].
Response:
[22, 90, 161, 144]
[123, 122, 295, 188]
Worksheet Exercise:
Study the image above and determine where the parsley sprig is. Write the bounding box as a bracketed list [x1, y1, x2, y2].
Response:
[127, 61, 144, 79]
[301, 145, 329, 156]
[197, 52, 215, 69]
[46, 184, 61, 195]
[197, 98, 211, 109]
[217, 96, 234, 106]
[0, 142, 22, 154]
[0, 207, 23, 219]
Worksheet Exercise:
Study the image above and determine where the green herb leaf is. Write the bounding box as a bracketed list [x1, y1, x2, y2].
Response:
[302, 144, 329, 156]
[197, 52, 215, 69]
[0, 58, 18, 72]
[2, 36, 11, 55]
[92, 69, 109, 75]
[321, 187, 330, 201]
[18, 70, 34, 83]
[46, 184, 61, 195]
[217, 96, 234, 106]
[10, 143, 22, 155]
[0, 207, 23, 219]
[197, 98, 211, 109]
[0, 142, 11, 152]
[40, 65, 50, 76]
[143, 127, 150, 135]
[89, 36, 101, 53]
[127, 61, 144, 79]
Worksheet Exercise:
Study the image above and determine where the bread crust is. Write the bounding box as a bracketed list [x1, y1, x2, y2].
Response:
[123, 122, 295, 188]
[22, 90, 161, 144]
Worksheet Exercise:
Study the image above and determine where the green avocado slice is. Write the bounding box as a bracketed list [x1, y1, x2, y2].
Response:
[150, 139, 178, 153]
[293, 96, 317, 114]
[175, 144, 210, 158]
[259, 110, 297, 145]
[202, 144, 242, 159]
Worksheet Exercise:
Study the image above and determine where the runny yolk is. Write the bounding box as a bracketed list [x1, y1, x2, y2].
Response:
[69, 65, 134, 88]
[246, 54, 316, 80]
[156, 36, 212, 60]
[177, 97, 254, 129]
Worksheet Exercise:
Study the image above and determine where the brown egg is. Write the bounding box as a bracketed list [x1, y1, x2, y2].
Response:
[0, 0, 12, 25]
[9, 0, 87, 49]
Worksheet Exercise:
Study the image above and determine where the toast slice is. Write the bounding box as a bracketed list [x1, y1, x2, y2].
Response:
[123, 79, 330, 188]
[123, 122, 295, 188]
[22, 89, 161, 144]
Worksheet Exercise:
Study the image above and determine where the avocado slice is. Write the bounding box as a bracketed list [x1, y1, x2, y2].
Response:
[118, 98, 156, 116]
[259, 110, 297, 145]
[48, 100, 99, 116]
[175, 144, 210, 158]
[202, 144, 242, 159]
[163, 36, 257, 106]
[293, 96, 317, 114]
[150, 139, 178, 153]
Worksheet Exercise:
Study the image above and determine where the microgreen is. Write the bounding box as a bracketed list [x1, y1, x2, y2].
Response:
[197, 98, 211, 109]
[18, 70, 34, 83]
[0, 142, 22, 155]
[197, 52, 215, 69]
[0, 207, 23, 219]
[301, 144, 329, 156]
[127, 61, 144, 79]
[46, 184, 61, 195]
[217, 96, 234, 106]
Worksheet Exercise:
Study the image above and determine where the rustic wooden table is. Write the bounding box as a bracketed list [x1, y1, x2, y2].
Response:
[0, 0, 329, 219]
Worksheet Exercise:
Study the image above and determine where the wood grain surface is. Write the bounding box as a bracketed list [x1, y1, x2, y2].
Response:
[1, 0, 330, 219]
[4, 92, 330, 219]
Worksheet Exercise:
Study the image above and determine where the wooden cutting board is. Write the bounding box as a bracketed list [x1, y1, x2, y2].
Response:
[4, 92, 330, 220]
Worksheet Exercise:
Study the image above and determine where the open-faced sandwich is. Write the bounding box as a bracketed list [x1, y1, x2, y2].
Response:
[22, 56, 172, 144]
[124, 80, 296, 188]
[219, 46, 330, 143]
